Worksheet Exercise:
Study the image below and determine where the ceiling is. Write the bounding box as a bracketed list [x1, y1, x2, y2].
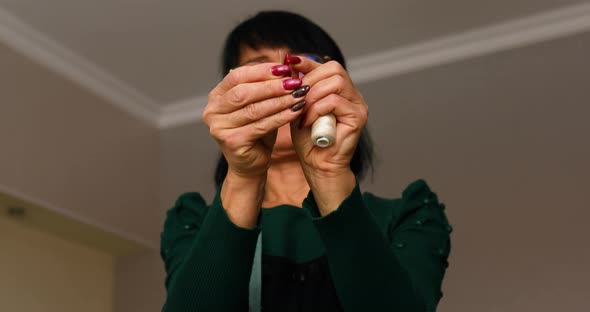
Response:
[1, 0, 589, 126]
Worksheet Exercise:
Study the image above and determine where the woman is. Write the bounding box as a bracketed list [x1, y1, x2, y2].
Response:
[161, 11, 451, 312]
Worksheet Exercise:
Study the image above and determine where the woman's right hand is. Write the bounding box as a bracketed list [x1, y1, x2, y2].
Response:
[202, 62, 305, 179]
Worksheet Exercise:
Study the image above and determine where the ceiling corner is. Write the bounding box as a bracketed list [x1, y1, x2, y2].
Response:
[0, 6, 161, 126]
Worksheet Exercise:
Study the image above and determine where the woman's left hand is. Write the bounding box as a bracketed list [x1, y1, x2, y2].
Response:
[289, 57, 368, 214]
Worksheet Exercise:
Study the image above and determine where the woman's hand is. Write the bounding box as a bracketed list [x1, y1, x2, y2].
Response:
[203, 63, 305, 179]
[290, 58, 369, 214]
[202, 62, 305, 227]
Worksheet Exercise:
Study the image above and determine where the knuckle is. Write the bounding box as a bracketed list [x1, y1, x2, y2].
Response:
[243, 103, 259, 121]
[362, 102, 369, 114]
[207, 90, 216, 102]
[326, 75, 346, 95]
[202, 105, 216, 125]
[251, 118, 267, 133]
[221, 132, 244, 153]
[325, 93, 341, 105]
[228, 88, 247, 106]
[326, 60, 344, 73]
[360, 105, 369, 120]
[202, 109, 210, 123]
[351, 106, 368, 131]
[223, 133, 238, 148]
[333, 75, 346, 87]
[208, 126, 222, 140]
[227, 69, 241, 85]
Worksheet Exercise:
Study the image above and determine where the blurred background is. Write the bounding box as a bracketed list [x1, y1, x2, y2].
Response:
[1, 1, 589, 311]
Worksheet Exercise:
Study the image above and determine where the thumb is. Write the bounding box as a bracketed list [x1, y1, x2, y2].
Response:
[290, 116, 313, 150]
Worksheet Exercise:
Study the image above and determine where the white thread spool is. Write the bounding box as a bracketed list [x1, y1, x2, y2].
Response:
[311, 114, 336, 147]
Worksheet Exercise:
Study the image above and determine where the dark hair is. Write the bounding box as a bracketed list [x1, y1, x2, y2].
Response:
[215, 11, 374, 187]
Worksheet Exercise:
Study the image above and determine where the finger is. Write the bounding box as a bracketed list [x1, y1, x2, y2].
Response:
[301, 93, 367, 129]
[213, 62, 290, 95]
[303, 73, 359, 107]
[222, 92, 308, 128]
[243, 105, 304, 140]
[290, 54, 322, 75]
[216, 77, 303, 114]
[289, 115, 313, 149]
[293, 58, 352, 88]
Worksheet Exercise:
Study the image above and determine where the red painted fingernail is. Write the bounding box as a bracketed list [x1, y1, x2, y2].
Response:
[283, 78, 302, 90]
[283, 52, 290, 65]
[271, 64, 291, 76]
[286, 56, 302, 65]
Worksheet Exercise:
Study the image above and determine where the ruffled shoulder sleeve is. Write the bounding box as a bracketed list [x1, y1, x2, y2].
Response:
[391, 179, 452, 310]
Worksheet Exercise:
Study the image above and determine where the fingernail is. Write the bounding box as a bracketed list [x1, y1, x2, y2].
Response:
[292, 85, 310, 98]
[283, 52, 290, 65]
[272, 65, 291, 76]
[291, 100, 306, 112]
[283, 78, 302, 90]
[286, 56, 302, 64]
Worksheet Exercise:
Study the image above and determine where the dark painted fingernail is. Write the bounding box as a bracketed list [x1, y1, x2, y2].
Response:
[272, 64, 291, 76]
[283, 78, 302, 90]
[292, 85, 310, 98]
[286, 56, 302, 64]
[291, 100, 306, 112]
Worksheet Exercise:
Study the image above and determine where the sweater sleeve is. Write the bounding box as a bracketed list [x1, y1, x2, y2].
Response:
[305, 179, 451, 311]
[160, 190, 260, 312]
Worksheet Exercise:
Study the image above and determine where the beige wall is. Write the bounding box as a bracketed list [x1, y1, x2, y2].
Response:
[358, 32, 590, 311]
[110, 122, 220, 312]
[114, 251, 165, 312]
[0, 41, 161, 246]
[0, 217, 113, 312]
[111, 122, 220, 312]
[0, 41, 164, 311]
[159, 122, 219, 210]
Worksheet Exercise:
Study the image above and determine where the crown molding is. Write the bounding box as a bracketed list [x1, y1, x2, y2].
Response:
[2, 3, 590, 130]
[0, 183, 158, 251]
[0, 7, 161, 125]
[159, 2, 590, 128]
[347, 2, 590, 84]
[158, 95, 208, 128]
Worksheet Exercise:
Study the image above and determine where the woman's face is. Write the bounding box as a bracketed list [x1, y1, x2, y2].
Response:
[238, 45, 284, 67]
[238, 45, 298, 159]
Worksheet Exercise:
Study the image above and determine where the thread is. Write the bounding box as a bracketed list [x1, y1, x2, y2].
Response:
[311, 114, 336, 147]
